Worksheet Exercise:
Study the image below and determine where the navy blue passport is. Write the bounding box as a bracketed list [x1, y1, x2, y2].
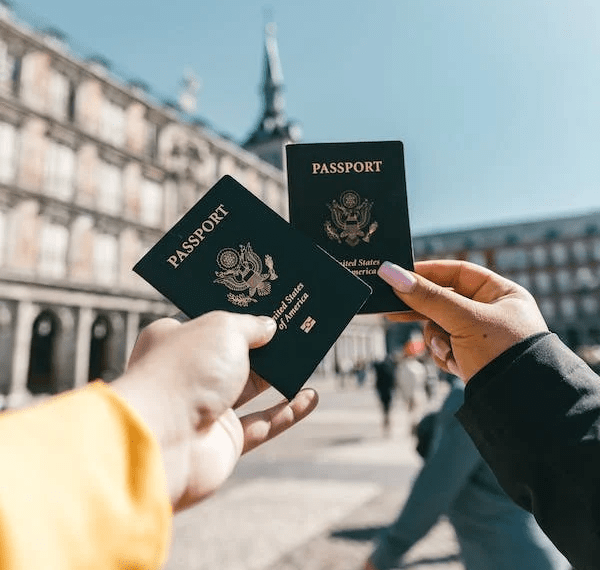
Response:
[133, 175, 371, 400]
[286, 141, 414, 313]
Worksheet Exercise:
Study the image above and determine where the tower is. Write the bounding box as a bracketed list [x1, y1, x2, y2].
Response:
[243, 22, 301, 169]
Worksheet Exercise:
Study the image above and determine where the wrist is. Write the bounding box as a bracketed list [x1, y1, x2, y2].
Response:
[111, 371, 195, 507]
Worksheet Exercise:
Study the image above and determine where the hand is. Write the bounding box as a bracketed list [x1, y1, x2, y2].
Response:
[111, 311, 319, 512]
[378, 260, 548, 381]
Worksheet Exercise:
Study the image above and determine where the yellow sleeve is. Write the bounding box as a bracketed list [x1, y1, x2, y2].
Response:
[0, 381, 172, 570]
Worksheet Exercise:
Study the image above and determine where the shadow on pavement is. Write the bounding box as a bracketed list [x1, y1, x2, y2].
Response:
[399, 553, 462, 567]
[330, 526, 462, 567]
[329, 525, 386, 541]
[328, 436, 365, 447]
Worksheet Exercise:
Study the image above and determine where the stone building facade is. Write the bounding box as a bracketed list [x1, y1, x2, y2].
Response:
[413, 211, 600, 350]
[0, 8, 385, 407]
[0, 7, 294, 407]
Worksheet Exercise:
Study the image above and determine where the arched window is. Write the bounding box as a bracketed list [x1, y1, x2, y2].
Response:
[27, 310, 59, 395]
[88, 315, 112, 381]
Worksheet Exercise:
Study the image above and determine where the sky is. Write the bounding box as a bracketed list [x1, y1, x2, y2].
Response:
[11, 0, 600, 235]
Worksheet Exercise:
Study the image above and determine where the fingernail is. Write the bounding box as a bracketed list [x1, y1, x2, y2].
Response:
[259, 316, 277, 332]
[377, 262, 417, 293]
[431, 336, 451, 361]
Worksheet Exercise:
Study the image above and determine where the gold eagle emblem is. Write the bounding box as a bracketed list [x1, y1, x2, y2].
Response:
[324, 190, 378, 247]
[214, 243, 278, 307]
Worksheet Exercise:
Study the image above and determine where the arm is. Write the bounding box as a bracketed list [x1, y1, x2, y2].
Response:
[0, 382, 171, 570]
[377, 259, 599, 570]
[369, 387, 480, 570]
[0, 311, 318, 569]
[457, 332, 600, 570]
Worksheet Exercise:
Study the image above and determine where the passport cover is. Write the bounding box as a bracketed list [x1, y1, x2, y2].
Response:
[286, 141, 414, 313]
[133, 175, 371, 400]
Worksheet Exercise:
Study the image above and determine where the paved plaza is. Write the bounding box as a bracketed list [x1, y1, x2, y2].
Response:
[164, 377, 463, 570]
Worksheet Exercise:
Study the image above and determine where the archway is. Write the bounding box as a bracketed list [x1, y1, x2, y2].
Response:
[27, 310, 59, 395]
[88, 315, 112, 381]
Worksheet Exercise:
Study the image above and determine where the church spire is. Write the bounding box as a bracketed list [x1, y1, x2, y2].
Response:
[244, 22, 301, 170]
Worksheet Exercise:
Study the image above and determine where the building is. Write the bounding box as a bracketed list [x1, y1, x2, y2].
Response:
[412, 210, 600, 350]
[0, 7, 385, 408]
[0, 6, 294, 407]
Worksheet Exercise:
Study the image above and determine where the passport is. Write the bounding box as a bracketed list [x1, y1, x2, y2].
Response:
[286, 140, 414, 313]
[133, 175, 371, 400]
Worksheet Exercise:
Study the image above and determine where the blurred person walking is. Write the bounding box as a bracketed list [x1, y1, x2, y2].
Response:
[373, 354, 396, 437]
[364, 374, 570, 570]
[395, 334, 428, 431]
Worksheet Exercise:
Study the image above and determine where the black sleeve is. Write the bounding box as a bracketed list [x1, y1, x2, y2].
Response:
[456, 333, 600, 570]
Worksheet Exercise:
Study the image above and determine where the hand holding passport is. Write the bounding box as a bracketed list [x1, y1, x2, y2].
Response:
[134, 141, 414, 399]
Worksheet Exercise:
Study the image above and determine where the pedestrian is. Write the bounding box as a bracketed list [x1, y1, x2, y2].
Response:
[354, 359, 368, 388]
[0, 311, 318, 569]
[395, 338, 428, 431]
[373, 354, 396, 437]
[378, 259, 600, 570]
[364, 374, 570, 570]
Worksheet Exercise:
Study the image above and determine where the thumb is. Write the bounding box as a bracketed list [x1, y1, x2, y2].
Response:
[378, 262, 480, 334]
[233, 313, 278, 349]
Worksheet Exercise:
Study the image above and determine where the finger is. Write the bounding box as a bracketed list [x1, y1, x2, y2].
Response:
[233, 370, 271, 409]
[413, 260, 517, 302]
[423, 321, 451, 359]
[377, 262, 483, 334]
[422, 321, 463, 378]
[223, 313, 277, 349]
[422, 321, 453, 374]
[240, 388, 319, 454]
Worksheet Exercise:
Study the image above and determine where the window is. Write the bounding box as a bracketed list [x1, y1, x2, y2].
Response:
[495, 248, 528, 271]
[575, 267, 597, 291]
[593, 238, 600, 262]
[539, 299, 556, 320]
[560, 297, 577, 318]
[94, 233, 118, 285]
[0, 121, 17, 184]
[531, 245, 548, 267]
[48, 69, 69, 121]
[38, 222, 69, 278]
[44, 140, 75, 200]
[97, 161, 122, 214]
[140, 178, 163, 227]
[582, 295, 598, 315]
[10, 54, 20, 96]
[555, 269, 572, 293]
[572, 240, 589, 264]
[100, 98, 125, 147]
[534, 271, 552, 294]
[67, 82, 76, 122]
[514, 272, 531, 290]
[467, 251, 487, 267]
[146, 120, 159, 161]
[550, 243, 568, 266]
[0, 40, 20, 96]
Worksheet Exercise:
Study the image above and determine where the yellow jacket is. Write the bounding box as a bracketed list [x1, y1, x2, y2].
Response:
[0, 381, 172, 569]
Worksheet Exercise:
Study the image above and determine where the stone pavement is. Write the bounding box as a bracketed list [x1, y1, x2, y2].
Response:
[163, 377, 464, 570]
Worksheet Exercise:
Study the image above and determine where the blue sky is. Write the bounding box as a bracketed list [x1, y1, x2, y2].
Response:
[13, 0, 600, 235]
